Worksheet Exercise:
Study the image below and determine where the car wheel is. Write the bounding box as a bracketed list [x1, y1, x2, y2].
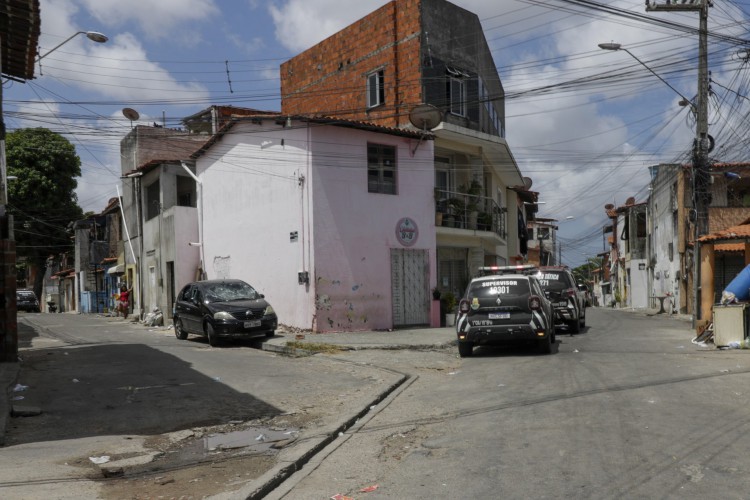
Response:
[265, 330, 275, 338]
[538, 334, 552, 354]
[174, 318, 188, 340]
[458, 341, 474, 358]
[568, 318, 580, 334]
[206, 322, 220, 347]
[580, 308, 586, 328]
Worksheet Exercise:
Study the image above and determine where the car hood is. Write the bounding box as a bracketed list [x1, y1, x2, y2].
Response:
[206, 299, 271, 312]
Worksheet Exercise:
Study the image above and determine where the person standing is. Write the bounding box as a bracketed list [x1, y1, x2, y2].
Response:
[119, 284, 131, 319]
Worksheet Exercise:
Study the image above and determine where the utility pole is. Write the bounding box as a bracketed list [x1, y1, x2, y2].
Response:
[646, 0, 711, 326]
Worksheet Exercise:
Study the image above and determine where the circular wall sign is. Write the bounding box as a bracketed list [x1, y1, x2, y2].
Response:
[395, 217, 419, 247]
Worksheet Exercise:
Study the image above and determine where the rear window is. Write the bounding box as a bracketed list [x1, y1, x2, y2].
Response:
[536, 271, 573, 291]
[17, 291, 36, 298]
[468, 278, 530, 299]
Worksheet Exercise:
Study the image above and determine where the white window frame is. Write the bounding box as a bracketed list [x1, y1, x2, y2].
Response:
[367, 70, 385, 108]
[449, 76, 466, 116]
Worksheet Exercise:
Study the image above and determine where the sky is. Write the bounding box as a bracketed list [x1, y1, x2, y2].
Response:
[5, 0, 750, 267]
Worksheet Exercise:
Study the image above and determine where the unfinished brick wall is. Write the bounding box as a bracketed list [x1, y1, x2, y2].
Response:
[280, 0, 424, 128]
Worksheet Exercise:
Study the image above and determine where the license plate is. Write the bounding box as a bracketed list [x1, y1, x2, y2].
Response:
[244, 319, 261, 328]
[555, 302, 567, 307]
[488, 312, 510, 319]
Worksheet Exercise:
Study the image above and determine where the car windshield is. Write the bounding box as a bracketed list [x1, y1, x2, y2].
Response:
[17, 291, 35, 298]
[536, 271, 572, 291]
[469, 278, 529, 299]
[203, 282, 259, 303]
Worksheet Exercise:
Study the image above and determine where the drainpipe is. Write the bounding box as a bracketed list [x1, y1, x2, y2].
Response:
[180, 162, 205, 279]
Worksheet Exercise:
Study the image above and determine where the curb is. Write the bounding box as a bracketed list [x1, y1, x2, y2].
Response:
[235, 371, 410, 499]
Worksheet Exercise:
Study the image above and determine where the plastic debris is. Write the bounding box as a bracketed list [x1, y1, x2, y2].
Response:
[72, 379, 80, 383]
[255, 434, 267, 442]
[360, 484, 379, 492]
[330, 495, 354, 500]
[89, 456, 111, 464]
[12, 384, 28, 392]
[726, 339, 750, 349]
[12, 396, 24, 401]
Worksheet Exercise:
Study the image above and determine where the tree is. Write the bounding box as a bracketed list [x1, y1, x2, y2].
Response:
[5, 128, 84, 300]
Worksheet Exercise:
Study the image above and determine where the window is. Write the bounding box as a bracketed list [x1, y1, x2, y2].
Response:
[145, 180, 160, 220]
[448, 77, 466, 116]
[479, 76, 502, 136]
[367, 70, 385, 108]
[445, 66, 469, 116]
[368, 143, 397, 194]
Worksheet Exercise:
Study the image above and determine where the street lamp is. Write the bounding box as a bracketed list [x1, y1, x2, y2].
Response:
[597, 42, 695, 113]
[600, 38, 710, 327]
[37, 31, 109, 61]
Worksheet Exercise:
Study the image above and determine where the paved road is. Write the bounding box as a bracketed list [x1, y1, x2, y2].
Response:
[1, 313, 403, 499]
[269, 307, 750, 500]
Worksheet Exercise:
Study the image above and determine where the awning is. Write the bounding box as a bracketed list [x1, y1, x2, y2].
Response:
[107, 264, 125, 275]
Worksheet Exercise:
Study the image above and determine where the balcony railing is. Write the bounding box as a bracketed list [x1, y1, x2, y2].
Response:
[435, 188, 507, 239]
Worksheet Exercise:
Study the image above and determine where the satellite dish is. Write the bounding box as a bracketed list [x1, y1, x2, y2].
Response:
[408, 104, 442, 131]
[625, 196, 635, 206]
[122, 107, 140, 128]
[522, 177, 533, 190]
[605, 203, 615, 210]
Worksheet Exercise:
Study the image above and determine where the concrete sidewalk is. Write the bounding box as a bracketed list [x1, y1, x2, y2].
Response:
[264, 325, 457, 353]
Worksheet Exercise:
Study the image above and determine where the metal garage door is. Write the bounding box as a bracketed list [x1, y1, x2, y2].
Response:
[391, 248, 429, 327]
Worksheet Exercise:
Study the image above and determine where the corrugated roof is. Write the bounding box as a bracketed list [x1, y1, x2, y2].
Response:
[0, 0, 40, 80]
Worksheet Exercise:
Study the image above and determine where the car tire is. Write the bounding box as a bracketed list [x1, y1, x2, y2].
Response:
[538, 334, 552, 354]
[206, 322, 220, 347]
[265, 330, 275, 338]
[568, 317, 580, 334]
[580, 308, 586, 329]
[458, 341, 474, 358]
[174, 318, 188, 340]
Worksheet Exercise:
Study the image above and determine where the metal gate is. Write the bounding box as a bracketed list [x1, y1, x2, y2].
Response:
[391, 248, 429, 327]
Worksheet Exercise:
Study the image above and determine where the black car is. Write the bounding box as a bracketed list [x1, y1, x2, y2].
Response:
[16, 289, 40, 312]
[456, 265, 556, 357]
[537, 266, 586, 333]
[173, 279, 278, 346]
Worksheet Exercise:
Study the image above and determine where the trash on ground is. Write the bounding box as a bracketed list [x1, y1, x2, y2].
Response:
[723, 339, 750, 349]
[330, 495, 354, 500]
[89, 456, 111, 464]
[12, 383, 28, 392]
[360, 484, 379, 492]
[11, 396, 24, 401]
[72, 379, 80, 383]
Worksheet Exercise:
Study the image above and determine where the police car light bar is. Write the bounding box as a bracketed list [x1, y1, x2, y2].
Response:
[477, 264, 538, 276]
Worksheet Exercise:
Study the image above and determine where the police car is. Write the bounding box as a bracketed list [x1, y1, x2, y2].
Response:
[456, 265, 556, 357]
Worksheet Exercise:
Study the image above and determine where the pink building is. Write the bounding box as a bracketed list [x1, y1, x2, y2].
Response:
[191, 115, 437, 332]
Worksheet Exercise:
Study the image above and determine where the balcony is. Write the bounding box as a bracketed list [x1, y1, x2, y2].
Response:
[435, 188, 507, 239]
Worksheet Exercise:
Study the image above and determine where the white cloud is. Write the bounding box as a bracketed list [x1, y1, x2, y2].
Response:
[269, 0, 386, 53]
[76, 0, 220, 40]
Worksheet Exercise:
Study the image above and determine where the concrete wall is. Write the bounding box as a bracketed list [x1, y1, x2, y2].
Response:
[310, 123, 436, 331]
[197, 120, 435, 332]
